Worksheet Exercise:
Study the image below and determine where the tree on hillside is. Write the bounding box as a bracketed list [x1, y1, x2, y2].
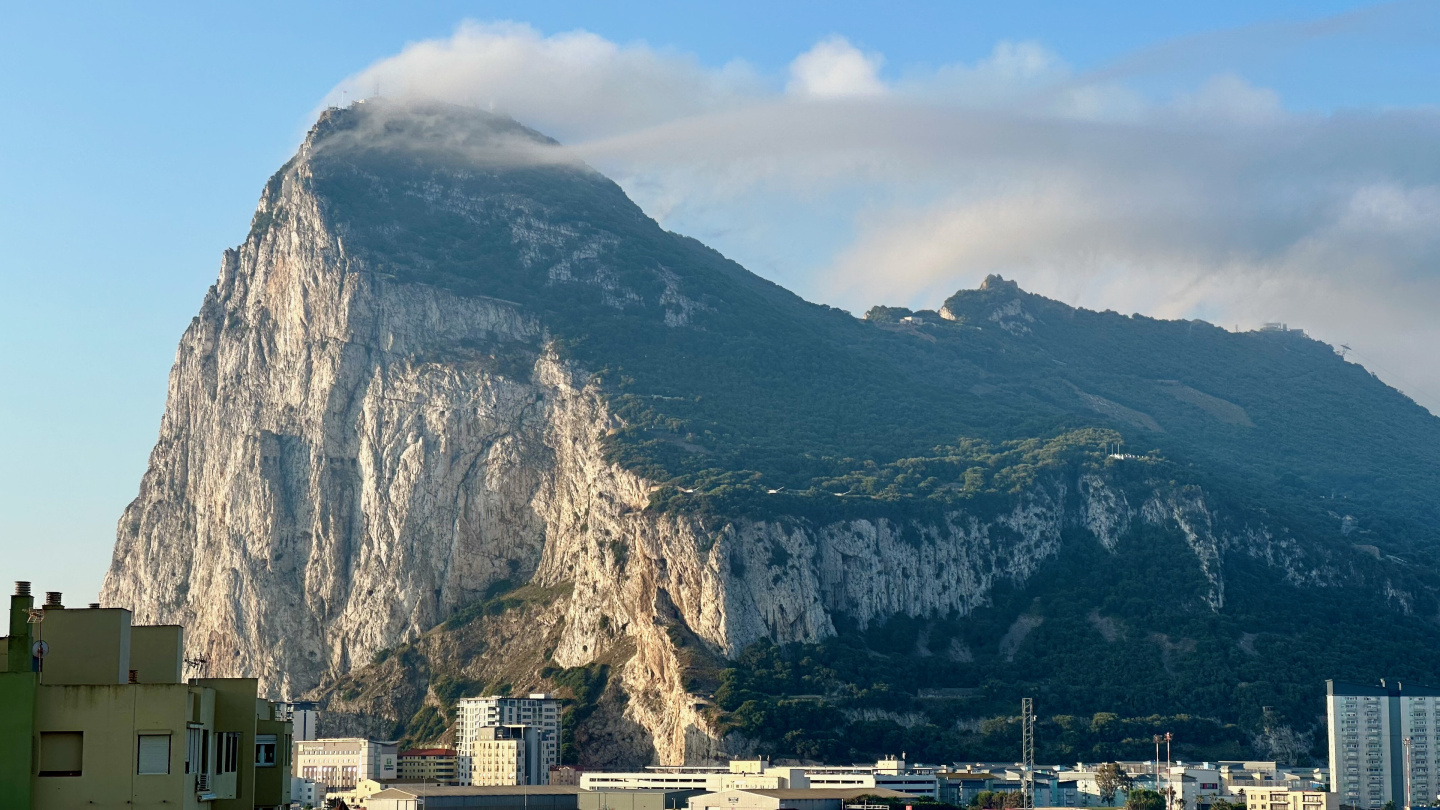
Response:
[1126, 789, 1165, 810]
[1096, 763, 1134, 805]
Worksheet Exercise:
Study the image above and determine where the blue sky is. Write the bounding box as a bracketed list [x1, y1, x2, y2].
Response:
[2, 1, 1438, 604]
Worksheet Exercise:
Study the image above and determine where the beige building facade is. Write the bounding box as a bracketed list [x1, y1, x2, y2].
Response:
[399, 747, 458, 784]
[0, 582, 292, 809]
[293, 737, 397, 789]
[1246, 789, 1339, 810]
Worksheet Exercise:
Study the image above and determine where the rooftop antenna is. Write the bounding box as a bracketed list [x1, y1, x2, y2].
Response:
[184, 654, 210, 678]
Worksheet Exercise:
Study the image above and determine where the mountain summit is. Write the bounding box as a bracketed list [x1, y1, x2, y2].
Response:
[104, 100, 1440, 765]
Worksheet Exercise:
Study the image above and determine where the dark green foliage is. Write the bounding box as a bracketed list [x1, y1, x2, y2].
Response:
[407, 705, 447, 745]
[551, 664, 610, 765]
[1126, 789, 1166, 810]
[711, 519, 1440, 764]
[432, 675, 486, 715]
[971, 792, 1027, 809]
[441, 579, 532, 630]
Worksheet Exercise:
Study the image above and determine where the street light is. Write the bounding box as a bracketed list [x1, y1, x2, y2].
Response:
[1404, 737, 1413, 810]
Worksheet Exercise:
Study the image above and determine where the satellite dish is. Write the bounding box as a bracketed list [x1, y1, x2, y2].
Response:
[31, 640, 48, 659]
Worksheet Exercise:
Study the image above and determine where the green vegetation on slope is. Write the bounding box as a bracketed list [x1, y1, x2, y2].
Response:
[710, 523, 1440, 764]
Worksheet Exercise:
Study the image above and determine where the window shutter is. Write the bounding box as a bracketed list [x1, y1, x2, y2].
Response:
[39, 732, 83, 776]
[137, 734, 171, 775]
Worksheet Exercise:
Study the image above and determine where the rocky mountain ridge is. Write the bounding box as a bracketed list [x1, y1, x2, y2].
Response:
[103, 100, 1440, 766]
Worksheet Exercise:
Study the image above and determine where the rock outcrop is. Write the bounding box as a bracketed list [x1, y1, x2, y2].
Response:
[102, 100, 1423, 765]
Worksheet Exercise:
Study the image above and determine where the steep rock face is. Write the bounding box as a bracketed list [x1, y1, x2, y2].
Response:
[103, 102, 1419, 766]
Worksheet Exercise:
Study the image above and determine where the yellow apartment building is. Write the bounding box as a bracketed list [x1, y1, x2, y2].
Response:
[0, 581, 292, 809]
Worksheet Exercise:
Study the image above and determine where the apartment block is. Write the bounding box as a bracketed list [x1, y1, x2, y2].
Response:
[399, 746, 458, 784]
[1328, 679, 1440, 809]
[0, 582, 292, 809]
[455, 693, 561, 785]
[469, 725, 538, 785]
[275, 701, 320, 742]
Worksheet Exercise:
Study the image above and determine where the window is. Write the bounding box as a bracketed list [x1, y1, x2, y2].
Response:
[137, 734, 171, 775]
[217, 732, 240, 773]
[39, 732, 83, 777]
[256, 734, 277, 767]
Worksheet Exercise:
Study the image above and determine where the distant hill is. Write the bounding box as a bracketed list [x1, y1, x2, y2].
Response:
[106, 99, 1440, 767]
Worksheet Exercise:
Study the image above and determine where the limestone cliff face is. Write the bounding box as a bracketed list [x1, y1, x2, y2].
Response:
[102, 102, 1363, 766]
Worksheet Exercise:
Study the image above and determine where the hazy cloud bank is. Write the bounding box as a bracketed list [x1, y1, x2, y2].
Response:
[332, 17, 1440, 412]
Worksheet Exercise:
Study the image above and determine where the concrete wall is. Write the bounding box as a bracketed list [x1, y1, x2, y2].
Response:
[0, 672, 37, 807]
[579, 790, 698, 810]
[198, 677, 260, 810]
[31, 682, 208, 810]
[40, 608, 131, 685]
[254, 712, 293, 808]
[129, 626, 183, 684]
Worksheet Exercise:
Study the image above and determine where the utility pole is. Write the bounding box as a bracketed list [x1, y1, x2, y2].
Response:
[1023, 698, 1036, 810]
[1165, 732, 1173, 810]
[1154, 735, 1162, 793]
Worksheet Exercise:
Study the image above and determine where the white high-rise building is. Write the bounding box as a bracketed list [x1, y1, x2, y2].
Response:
[1327, 680, 1440, 810]
[455, 693, 561, 785]
[277, 700, 321, 741]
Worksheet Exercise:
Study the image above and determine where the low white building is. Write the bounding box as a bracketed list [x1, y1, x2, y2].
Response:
[1244, 788, 1338, 810]
[290, 775, 325, 808]
[688, 788, 920, 810]
[581, 757, 937, 799]
[293, 737, 397, 789]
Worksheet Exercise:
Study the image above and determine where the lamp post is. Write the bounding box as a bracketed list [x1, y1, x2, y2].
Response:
[1404, 737, 1413, 810]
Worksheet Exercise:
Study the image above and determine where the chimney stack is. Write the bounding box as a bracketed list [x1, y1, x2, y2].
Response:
[9, 580, 36, 672]
[88, 603, 101, 609]
[44, 592, 63, 609]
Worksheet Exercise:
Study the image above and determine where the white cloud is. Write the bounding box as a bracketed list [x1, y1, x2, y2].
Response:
[1171, 73, 1283, 124]
[786, 36, 887, 98]
[333, 21, 761, 140]
[328, 20, 1440, 413]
